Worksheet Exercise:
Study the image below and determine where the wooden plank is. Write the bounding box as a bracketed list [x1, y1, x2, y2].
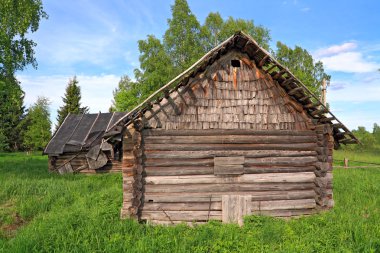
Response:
[253, 208, 316, 217]
[214, 156, 245, 165]
[222, 195, 251, 225]
[251, 199, 315, 211]
[244, 166, 316, 174]
[144, 150, 318, 159]
[143, 190, 316, 203]
[143, 135, 317, 144]
[141, 210, 222, 221]
[145, 166, 214, 176]
[143, 202, 221, 211]
[245, 156, 317, 166]
[144, 143, 317, 151]
[144, 172, 315, 185]
[214, 164, 244, 175]
[144, 182, 315, 193]
[143, 129, 315, 137]
[144, 158, 213, 167]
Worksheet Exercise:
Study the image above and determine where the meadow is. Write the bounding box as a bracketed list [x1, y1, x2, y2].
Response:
[0, 151, 379, 253]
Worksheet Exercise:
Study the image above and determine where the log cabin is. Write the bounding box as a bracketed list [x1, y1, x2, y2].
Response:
[108, 31, 358, 224]
[46, 31, 358, 224]
[44, 112, 127, 174]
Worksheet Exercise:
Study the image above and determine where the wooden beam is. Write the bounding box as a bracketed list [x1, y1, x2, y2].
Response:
[299, 96, 310, 102]
[335, 132, 346, 138]
[258, 55, 269, 67]
[310, 109, 328, 117]
[332, 123, 344, 129]
[280, 77, 294, 87]
[288, 87, 303, 96]
[273, 69, 287, 79]
[340, 139, 357, 144]
[265, 64, 277, 74]
[319, 117, 335, 123]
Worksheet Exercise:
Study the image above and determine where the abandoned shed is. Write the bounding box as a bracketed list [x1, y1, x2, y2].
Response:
[44, 112, 127, 174]
[104, 31, 358, 224]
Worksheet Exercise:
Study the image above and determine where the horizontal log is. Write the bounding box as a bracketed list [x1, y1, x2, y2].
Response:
[144, 190, 316, 203]
[253, 208, 316, 217]
[145, 166, 214, 176]
[144, 143, 317, 151]
[144, 165, 317, 176]
[143, 202, 222, 211]
[144, 182, 315, 193]
[245, 166, 316, 174]
[143, 135, 317, 144]
[245, 156, 317, 166]
[146, 220, 207, 226]
[144, 158, 213, 167]
[141, 210, 222, 221]
[144, 150, 318, 159]
[143, 129, 316, 137]
[251, 199, 315, 211]
[145, 172, 315, 185]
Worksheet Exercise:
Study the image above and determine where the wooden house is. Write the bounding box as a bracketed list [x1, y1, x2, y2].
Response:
[47, 31, 358, 224]
[44, 112, 127, 174]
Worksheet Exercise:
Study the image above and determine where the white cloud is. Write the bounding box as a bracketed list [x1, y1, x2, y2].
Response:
[328, 76, 380, 102]
[18, 74, 120, 125]
[301, 7, 311, 12]
[320, 52, 379, 73]
[315, 42, 357, 57]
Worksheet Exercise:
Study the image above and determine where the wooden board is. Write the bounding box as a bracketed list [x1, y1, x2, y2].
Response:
[222, 195, 251, 226]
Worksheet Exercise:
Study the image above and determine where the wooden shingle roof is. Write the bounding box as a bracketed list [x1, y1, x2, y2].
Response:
[106, 31, 358, 146]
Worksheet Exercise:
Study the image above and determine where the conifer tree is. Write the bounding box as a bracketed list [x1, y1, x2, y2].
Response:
[56, 76, 89, 127]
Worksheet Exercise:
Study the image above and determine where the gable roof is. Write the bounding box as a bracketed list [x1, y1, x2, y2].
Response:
[44, 112, 127, 155]
[106, 31, 358, 146]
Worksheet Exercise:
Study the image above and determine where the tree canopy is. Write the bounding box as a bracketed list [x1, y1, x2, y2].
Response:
[0, 0, 48, 77]
[23, 96, 51, 151]
[56, 76, 89, 127]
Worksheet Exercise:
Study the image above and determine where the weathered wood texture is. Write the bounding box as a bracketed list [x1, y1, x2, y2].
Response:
[120, 124, 144, 219]
[314, 124, 334, 209]
[142, 51, 315, 131]
[120, 51, 333, 224]
[49, 153, 122, 174]
[137, 128, 318, 223]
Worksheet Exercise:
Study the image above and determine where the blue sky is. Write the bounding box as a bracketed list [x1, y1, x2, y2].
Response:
[18, 0, 380, 131]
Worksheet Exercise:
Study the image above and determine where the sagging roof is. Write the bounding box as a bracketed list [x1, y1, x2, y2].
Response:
[106, 31, 358, 146]
[44, 112, 127, 155]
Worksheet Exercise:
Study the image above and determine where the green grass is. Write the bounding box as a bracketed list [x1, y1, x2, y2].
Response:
[0, 152, 379, 252]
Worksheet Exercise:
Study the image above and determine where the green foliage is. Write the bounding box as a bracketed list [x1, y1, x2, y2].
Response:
[274, 42, 330, 98]
[114, 0, 322, 111]
[0, 77, 25, 151]
[56, 76, 89, 127]
[164, 0, 204, 72]
[201, 12, 271, 51]
[0, 153, 380, 252]
[110, 75, 141, 112]
[0, 0, 48, 77]
[135, 35, 174, 100]
[22, 97, 51, 151]
[341, 125, 380, 152]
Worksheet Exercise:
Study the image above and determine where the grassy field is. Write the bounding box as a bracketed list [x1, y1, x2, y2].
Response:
[0, 151, 379, 253]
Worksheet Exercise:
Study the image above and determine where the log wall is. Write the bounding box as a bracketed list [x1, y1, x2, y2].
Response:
[137, 129, 319, 223]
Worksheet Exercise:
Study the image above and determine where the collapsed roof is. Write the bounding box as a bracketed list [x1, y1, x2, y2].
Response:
[44, 112, 127, 155]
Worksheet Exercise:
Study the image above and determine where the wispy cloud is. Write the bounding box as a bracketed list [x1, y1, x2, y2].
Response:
[314, 42, 380, 73]
[315, 42, 357, 57]
[320, 52, 379, 73]
[301, 7, 311, 12]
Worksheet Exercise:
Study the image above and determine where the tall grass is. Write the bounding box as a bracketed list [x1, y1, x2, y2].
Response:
[0, 153, 379, 252]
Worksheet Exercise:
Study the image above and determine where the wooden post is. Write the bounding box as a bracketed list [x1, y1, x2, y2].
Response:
[344, 158, 349, 169]
[321, 78, 329, 107]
